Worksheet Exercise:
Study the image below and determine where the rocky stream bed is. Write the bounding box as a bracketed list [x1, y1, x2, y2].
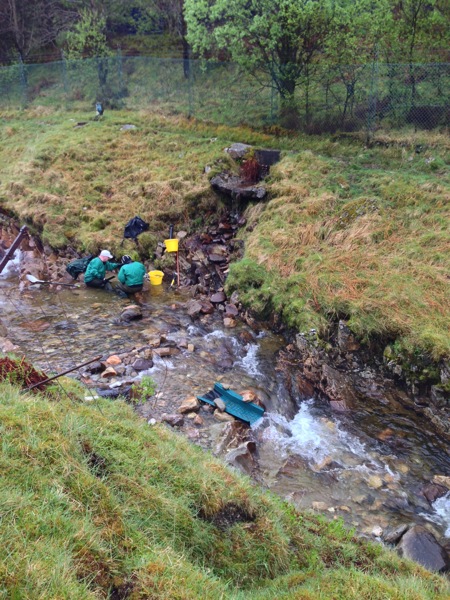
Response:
[1, 214, 449, 573]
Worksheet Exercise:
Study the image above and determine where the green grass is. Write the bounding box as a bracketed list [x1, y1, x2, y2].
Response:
[0, 107, 449, 363]
[1, 380, 448, 599]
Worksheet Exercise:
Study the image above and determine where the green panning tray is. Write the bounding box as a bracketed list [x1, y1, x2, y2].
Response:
[197, 382, 265, 426]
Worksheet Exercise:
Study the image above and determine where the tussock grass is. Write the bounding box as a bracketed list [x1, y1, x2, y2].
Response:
[228, 134, 450, 360]
[0, 107, 448, 359]
[1, 382, 448, 599]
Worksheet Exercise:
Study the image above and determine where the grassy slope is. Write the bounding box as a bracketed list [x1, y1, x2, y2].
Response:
[1, 381, 448, 599]
[0, 108, 448, 360]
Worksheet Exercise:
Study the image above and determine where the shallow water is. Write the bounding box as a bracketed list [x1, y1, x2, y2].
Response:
[1, 256, 449, 541]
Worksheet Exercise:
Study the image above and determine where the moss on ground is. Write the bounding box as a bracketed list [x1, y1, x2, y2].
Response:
[0, 381, 448, 599]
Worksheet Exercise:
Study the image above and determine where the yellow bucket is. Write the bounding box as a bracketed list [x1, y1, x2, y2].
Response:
[164, 238, 179, 253]
[149, 270, 164, 286]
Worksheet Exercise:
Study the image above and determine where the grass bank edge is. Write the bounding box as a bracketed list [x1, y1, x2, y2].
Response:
[1, 379, 449, 599]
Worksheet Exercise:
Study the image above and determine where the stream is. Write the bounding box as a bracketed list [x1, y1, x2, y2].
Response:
[1, 251, 450, 547]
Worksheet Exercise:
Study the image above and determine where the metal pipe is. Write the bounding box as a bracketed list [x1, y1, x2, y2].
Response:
[0, 226, 28, 274]
[23, 355, 102, 392]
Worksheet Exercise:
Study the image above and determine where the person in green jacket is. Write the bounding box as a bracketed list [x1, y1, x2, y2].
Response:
[116, 255, 147, 294]
[84, 250, 120, 289]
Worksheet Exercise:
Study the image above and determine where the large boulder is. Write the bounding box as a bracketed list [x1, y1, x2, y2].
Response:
[397, 526, 449, 572]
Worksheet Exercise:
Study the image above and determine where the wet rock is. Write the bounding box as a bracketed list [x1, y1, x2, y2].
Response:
[132, 358, 153, 371]
[337, 321, 360, 352]
[225, 442, 256, 475]
[193, 415, 204, 426]
[121, 305, 142, 321]
[277, 455, 309, 477]
[0, 319, 7, 337]
[240, 390, 258, 403]
[153, 347, 180, 357]
[214, 409, 235, 422]
[214, 397, 226, 412]
[432, 475, 450, 489]
[161, 413, 184, 427]
[225, 303, 239, 317]
[101, 366, 117, 378]
[186, 299, 202, 317]
[211, 291, 226, 303]
[382, 524, 410, 545]
[223, 317, 236, 328]
[367, 475, 383, 490]
[397, 526, 449, 572]
[0, 338, 20, 353]
[200, 300, 214, 314]
[422, 483, 448, 504]
[178, 396, 200, 414]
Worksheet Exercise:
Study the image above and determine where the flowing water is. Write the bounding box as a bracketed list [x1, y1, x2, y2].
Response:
[1, 253, 449, 543]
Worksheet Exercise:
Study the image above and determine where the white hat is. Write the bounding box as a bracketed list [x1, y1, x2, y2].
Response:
[100, 250, 113, 259]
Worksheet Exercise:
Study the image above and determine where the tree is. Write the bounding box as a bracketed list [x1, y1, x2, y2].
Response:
[0, 0, 77, 63]
[185, 0, 336, 117]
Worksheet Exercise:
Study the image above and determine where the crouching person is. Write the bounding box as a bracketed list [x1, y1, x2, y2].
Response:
[116, 255, 146, 294]
[84, 250, 120, 289]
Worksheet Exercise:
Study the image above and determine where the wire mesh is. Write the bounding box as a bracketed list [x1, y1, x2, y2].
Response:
[0, 56, 448, 135]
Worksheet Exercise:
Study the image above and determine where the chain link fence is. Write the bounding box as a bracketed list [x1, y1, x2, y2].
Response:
[0, 54, 448, 136]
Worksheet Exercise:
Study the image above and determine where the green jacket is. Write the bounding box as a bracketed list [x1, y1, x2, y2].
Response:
[118, 262, 146, 287]
[84, 257, 120, 283]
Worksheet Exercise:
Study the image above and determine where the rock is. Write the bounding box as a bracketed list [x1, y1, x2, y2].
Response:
[121, 305, 142, 321]
[193, 415, 204, 426]
[186, 299, 203, 317]
[132, 358, 153, 371]
[367, 475, 383, 490]
[105, 355, 122, 366]
[153, 347, 180, 357]
[225, 442, 256, 474]
[101, 366, 117, 378]
[225, 303, 239, 317]
[120, 124, 137, 130]
[187, 344, 195, 352]
[382, 524, 410, 545]
[211, 291, 226, 303]
[200, 300, 214, 314]
[337, 320, 360, 352]
[87, 361, 103, 373]
[161, 413, 184, 427]
[223, 317, 236, 328]
[397, 526, 449, 572]
[312, 501, 328, 511]
[148, 418, 157, 425]
[178, 396, 200, 414]
[422, 483, 448, 504]
[371, 525, 383, 537]
[0, 319, 7, 337]
[214, 397, 226, 411]
[213, 409, 235, 422]
[432, 475, 450, 490]
[0, 338, 20, 353]
[240, 390, 258, 403]
[225, 143, 252, 160]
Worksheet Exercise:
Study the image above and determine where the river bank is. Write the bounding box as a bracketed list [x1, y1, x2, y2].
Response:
[1, 213, 449, 573]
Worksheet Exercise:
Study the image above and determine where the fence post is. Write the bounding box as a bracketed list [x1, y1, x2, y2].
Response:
[366, 53, 379, 145]
[187, 57, 193, 118]
[60, 50, 68, 100]
[116, 46, 125, 103]
[19, 56, 27, 107]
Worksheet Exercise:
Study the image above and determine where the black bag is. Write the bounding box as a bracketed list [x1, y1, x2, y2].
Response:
[66, 255, 95, 280]
[123, 216, 149, 241]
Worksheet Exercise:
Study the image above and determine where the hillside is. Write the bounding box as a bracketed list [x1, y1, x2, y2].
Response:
[0, 107, 449, 367]
[1, 380, 449, 599]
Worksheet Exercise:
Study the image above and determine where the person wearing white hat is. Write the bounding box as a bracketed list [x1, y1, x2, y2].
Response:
[84, 249, 121, 289]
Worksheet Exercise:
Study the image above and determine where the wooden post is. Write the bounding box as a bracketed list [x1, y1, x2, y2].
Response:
[176, 251, 180, 287]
